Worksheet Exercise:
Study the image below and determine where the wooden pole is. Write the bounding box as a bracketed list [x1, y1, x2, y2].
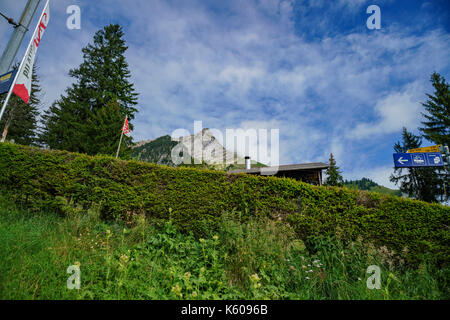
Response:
[1, 115, 12, 142]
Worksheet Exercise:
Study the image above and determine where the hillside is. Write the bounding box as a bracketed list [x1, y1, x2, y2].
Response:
[132, 135, 178, 166]
[132, 129, 266, 169]
[343, 178, 402, 197]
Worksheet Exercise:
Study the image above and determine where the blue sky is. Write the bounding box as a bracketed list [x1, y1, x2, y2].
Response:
[1, 0, 449, 188]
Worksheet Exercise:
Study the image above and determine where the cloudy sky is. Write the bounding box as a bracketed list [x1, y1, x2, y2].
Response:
[1, 0, 449, 187]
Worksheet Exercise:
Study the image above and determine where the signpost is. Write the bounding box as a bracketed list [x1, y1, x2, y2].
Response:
[0, 70, 17, 95]
[0, 0, 42, 75]
[393, 152, 444, 168]
[0, 0, 50, 123]
[407, 145, 441, 153]
[440, 146, 450, 203]
[394, 146, 449, 202]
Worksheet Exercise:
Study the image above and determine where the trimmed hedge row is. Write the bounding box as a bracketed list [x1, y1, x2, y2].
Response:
[0, 143, 449, 265]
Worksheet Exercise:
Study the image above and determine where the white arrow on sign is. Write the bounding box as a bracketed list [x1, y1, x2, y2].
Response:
[398, 157, 408, 165]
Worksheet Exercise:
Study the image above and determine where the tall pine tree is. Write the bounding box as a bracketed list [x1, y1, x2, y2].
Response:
[40, 24, 138, 156]
[390, 127, 441, 202]
[0, 64, 41, 146]
[419, 72, 450, 146]
[325, 153, 343, 186]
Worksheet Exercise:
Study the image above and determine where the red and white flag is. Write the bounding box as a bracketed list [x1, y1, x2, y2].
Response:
[12, 0, 50, 104]
[122, 117, 130, 136]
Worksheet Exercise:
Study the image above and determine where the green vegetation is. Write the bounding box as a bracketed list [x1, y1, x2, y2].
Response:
[0, 195, 448, 299]
[392, 72, 449, 203]
[343, 178, 402, 197]
[1, 142, 449, 269]
[0, 64, 41, 146]
[131, 134, 267, 170]
[40, 24, 138, 157]
[324, 153, 343, 187]
[391, 128, 442, 202]
[132, 135, 178, 166]
[419, 72, 450, 147]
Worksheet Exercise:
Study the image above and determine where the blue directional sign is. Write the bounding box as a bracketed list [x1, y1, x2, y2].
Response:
[393, 152, 444, 168]
[410, 153, 427, 166]
[425, 152, 445, 166]
[0, 70, 17, 95]
[394, 153, 412, 168]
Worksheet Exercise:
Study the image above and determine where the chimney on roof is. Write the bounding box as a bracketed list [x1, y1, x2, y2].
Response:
[245, 156, 251, 170]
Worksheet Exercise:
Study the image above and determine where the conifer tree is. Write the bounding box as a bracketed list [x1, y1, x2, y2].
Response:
[85, 98, 131, 158]
[0, 65, 41, 146]
[419, 72, 450, 146]
[325, 153, 343, 186]
[390, 127, 441, 202]
[40, 24, 138, 156]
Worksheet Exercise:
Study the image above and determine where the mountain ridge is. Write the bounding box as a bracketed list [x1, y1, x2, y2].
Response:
[132, 129, 265, 169]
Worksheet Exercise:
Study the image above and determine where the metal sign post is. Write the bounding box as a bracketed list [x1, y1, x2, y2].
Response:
[0, 0, 42, 75]
[439, 145, 450, 202]
[0, 0, 50, 124]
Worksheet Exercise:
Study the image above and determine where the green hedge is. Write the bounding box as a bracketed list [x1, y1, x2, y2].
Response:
[0, 143, 449, 266]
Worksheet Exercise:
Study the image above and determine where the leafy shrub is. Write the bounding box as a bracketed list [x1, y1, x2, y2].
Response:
[1, 198, 447, 300]
[0, 143, 449, 266]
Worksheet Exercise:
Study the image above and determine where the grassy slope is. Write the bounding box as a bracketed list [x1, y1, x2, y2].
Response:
[1, 143, 449, 268]
[343, 178, 402, 197]
[369, 185, 402, 197]
[0, 194, 447, 300]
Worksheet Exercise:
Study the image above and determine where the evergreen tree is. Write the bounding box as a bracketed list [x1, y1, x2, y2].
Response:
[390, 127, 441, 202]
[0, 65, 41, 146]
[86, 98, 131, 158]
[419, 72, 450, 146]
[343, 178, 377, 191]
[325, 153, 343, 186]
[40, 24, 138, 156]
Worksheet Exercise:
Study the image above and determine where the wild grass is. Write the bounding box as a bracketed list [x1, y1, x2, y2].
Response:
[0, 194, 447, 300]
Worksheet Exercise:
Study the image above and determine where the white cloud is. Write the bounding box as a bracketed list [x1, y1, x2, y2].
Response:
[348, 82, 424, 139]
[1, 0, 449, 185]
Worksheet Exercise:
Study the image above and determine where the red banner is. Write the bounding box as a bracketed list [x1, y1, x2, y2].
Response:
[122, 117, 130, 136]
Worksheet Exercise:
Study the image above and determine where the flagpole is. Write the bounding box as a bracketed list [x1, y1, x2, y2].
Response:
[116, 128, 124, 159]
[0, 0, 49, 124]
